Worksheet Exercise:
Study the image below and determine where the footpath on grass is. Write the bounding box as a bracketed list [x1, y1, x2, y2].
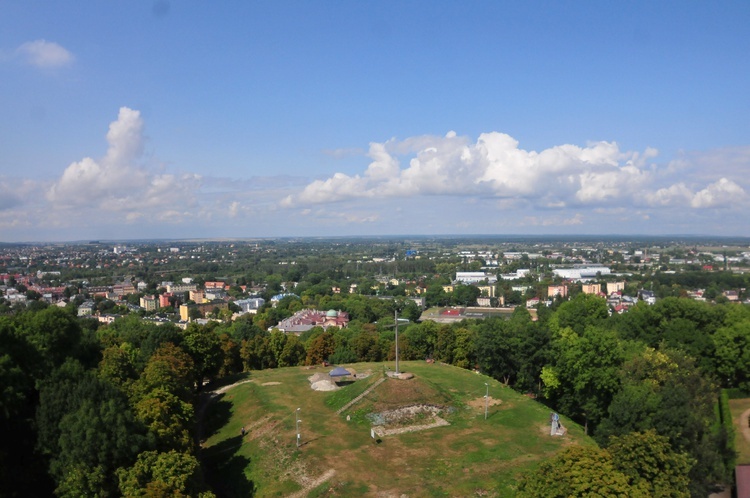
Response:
[335, 375, 386, 414]
[197, 378, 254, 445]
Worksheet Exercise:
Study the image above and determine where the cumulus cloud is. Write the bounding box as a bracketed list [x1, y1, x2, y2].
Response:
[16, 39, 74, 68]
[690, 178, 746, 208]
[0, 180, 23, 211]
[47, 107, 202, 221]
[285, 132, 646, 207]
[284, 132, 749, 215]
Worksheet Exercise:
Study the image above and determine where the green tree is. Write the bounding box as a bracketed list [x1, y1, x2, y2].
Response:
[543, 326, 625, 432]
[117, 450, 213, 497]
[712, 319, 750, 391]
[608, 430, 693, 497]
[182, 325, 223, 391]
[132, 343, 195, 403]
[305, 331, 335, 365]
[597, 347, 732, 496]
[548, 293, 609, 335]
[452, 326, 477, 369]
[48, 375, 147, 497]
[134, 388, 194, 452]
[517, 445, 631, 497]
[279, 334, 306, 367]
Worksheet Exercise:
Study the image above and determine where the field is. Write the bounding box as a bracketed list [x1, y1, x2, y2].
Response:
[200, 361, 592, 497]
[729, 398, 750, 464]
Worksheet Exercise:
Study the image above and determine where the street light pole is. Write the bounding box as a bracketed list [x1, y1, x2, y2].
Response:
[484, 383, 489, 420]
[296, 408, 301, 448]
[394, 309, 400, 375]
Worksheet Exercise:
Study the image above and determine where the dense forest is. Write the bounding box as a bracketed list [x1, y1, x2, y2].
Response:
[1, 292, 747, 496]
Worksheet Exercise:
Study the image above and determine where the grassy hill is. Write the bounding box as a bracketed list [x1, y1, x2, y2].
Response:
[201, 361, 593, 497]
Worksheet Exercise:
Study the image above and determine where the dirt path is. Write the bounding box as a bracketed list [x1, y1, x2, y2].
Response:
[197, 379, 254, 445]
[286, 469, 336, 498]
[739, 408, 750, 442]
[212, 378, 254, 395]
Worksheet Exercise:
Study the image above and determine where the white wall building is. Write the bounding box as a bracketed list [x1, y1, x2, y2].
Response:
[455, 271, 498, 284]
[552, 266, 611, 280]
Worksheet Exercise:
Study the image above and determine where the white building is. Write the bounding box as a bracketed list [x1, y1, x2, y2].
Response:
[235, 297, 265, 314]
[455, 272, 498, 284]
[552, 266, 611, 280]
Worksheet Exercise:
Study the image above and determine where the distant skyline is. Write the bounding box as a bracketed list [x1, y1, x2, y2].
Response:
[1, 1, 748, 242]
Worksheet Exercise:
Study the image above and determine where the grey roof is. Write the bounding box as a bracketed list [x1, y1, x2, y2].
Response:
[329, 367, 351, 377]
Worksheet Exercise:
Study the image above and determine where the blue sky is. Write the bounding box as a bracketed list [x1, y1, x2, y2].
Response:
[1, 1, 749, 241]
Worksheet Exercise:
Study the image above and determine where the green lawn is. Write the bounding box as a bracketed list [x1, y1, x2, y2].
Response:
[201, 361, 592, 497]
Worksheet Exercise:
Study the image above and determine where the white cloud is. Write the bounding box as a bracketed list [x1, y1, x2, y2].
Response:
[16, 39, 74, 68]
[47, 107, 203, 222]
[285, 132, 750, 219]
[690, 178, 746, 208]
[645, 183, 694, 206]
[0, 180, 23, 211]
[285, 132, 653, 207]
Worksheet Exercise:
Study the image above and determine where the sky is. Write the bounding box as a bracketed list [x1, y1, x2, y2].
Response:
[1, 1, 749, 242]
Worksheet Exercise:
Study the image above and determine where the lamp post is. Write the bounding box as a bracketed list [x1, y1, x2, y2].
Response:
[394, 309, 400, 375]
[484, 382, 490, 420]
[296, 408, 301, 448]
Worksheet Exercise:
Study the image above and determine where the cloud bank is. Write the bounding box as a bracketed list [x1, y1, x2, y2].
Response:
[284, 132, 747, 212]
[1, 109, 748, 241]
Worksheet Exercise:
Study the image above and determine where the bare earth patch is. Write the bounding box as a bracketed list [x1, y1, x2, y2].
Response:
[467, 396, 503, 410]
[370, 404, 451, 436]
[287, 469, 336, 498]
[262, 381, 281, 386]
[739, 408, 750, 443]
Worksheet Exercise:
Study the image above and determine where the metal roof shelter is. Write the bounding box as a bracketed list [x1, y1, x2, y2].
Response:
[329, 367, 351, 377]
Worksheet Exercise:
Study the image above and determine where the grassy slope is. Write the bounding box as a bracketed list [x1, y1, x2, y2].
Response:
[201, 361, 593, 497]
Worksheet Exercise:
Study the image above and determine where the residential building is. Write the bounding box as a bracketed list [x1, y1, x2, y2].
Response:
[274, 309, 350, 334]
[167, 282, 198, 294]
[548, 285, 568, 298]
[476, 285, 496, 298]
[140, 295, 159, 312]
[235, 297, 265, 314]
[582, 283, 602, 295]
[78, 301, 96, 317]
[159, 293, 173, 308]
[607, 281, 626, 294]
[205, 288, 228, 301]
[179, 300, 229, 321]
[204, 281, 227, 289]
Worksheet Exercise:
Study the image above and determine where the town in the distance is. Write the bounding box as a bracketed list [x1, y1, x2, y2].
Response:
[2, 235, 748, 325]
